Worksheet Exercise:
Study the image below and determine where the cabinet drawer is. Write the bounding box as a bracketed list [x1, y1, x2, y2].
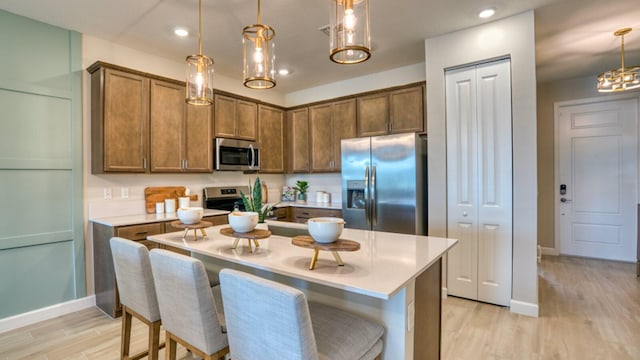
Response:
[203, 215, 229, 226]
[292, 208, 342, 223]
[116, 223, 164, 241]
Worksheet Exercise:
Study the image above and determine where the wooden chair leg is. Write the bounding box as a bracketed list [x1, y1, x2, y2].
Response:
[166, 332, 177, 360]
[148, 320, 161, 360]
[121, 307, 132, 359]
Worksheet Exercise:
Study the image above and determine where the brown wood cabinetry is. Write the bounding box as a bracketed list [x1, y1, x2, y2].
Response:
[92, 214, 228, 318]
[90, 65, 150, 173]
[287, 108, 310, 173]
[258, 105, 285, 173]
[274, 207, 291, 221]
[149, 79, 212, 173]
[309, 99, 356, 172]
[291, 207, 342, 223]
[214, 94, 257, 141]
[357, 84, 425, 137]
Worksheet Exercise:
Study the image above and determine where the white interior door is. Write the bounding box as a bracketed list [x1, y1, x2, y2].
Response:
[557, 97, 639, 261]
[446, 59, 512, 306]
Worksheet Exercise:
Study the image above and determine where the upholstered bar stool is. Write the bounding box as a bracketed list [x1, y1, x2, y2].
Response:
[149, 249, 229, 360]
[219, 268, 384, 360]
[110, 237, 164, 360]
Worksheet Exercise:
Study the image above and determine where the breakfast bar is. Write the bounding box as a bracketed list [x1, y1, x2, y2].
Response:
[147, 220, 457, 359]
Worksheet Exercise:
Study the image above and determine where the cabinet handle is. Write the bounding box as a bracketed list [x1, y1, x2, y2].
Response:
[389, 123, 392, 133]
[183, 159, 188, 169]
[143, 158, 147, 169]
[134, 231, 148, 236]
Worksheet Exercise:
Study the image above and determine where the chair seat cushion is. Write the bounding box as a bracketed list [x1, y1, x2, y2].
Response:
[308, 302, 384, 360]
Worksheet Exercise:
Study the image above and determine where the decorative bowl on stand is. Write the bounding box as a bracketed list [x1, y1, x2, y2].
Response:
[307, 217, 345, 243]
[177, 207, 204, 224]
[228, 211, 259, 233]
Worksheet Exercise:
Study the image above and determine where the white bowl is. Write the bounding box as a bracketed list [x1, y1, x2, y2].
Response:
[307, 217, 345, 243]
[228, 211, 259, 233]
[177, 207, 204, 225]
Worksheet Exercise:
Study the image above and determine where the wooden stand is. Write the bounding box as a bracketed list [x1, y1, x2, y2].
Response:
[169, 221, 212, 241]
[219, 227, 272, 253]
[291, 235, 360, 270]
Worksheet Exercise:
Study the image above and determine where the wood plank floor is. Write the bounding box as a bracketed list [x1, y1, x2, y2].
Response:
[1, 255, 638, 359]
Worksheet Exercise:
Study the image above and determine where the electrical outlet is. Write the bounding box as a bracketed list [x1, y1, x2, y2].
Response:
[103, 188, 112, 200]
[121, 187, 129, 199]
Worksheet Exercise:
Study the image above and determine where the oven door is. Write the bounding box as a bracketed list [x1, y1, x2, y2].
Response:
[215, 138, 260, 171]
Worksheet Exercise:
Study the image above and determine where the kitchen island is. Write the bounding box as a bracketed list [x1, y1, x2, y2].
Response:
[147, 220, 457, 359]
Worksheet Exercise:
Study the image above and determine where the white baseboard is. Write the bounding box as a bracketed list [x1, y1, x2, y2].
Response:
[441, 287, 448, 299]
[541, 246, 559, 256]
[0, 295, 96, 334]
[510, 299, 539, 318]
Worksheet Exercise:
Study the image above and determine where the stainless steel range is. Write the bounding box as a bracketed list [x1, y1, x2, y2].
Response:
[202, 186, 249, 212]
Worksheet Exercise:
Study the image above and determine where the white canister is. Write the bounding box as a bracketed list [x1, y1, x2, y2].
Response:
[155, 202, 165, 214]
[315, 191, 325, 203]
[322, 192, 331, 203]
[178, 196, 190, 209]
[165, 198, 176, 213]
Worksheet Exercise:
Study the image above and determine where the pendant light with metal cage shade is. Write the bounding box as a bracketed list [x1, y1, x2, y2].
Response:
[186, 0, 214, 105]
[597, 28, 640, 93]
[329, 0, 371, 64]
[243, 0, 276, 89]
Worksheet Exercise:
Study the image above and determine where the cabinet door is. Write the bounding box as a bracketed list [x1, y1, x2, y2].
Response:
[237, 100, 257, 140]
[357, 93, 388, 137]
[332, 99, 356, 171]
[185, 104, 213, 172]
[389, 85, 424, 134]
[309, 103, 334, 172]
[288, 108, 310, 173]
[150, 80, 185, 172]
[103, 69, 149, 172]
[214, 94, 237, 138]
[258, 105, 285, 173]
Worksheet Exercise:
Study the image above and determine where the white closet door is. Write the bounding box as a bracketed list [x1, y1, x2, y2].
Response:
[446, 59, 512, 306]
[446, 66, 479, 300]
[475, 60, 512, 306]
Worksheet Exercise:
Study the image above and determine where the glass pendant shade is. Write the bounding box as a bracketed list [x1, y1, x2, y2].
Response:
[597, 28, 640, 92]
[329, 0, 371, 64]
[243, 24, 276, 89]
[185, 0, 214, 105]
[186, 54, 214, 105]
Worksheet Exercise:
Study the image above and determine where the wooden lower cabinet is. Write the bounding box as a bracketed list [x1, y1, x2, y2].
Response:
[273, 207, 342, 223]
[92, 214, 228, 318]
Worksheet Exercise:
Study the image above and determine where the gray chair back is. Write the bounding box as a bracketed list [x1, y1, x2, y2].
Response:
[110, 237, 160, 322]
[149, 249, 228, 355]
[219, 268, 319, 360]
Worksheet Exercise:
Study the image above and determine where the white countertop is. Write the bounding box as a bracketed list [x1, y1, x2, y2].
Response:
[90, 209, 230, 227]
[147, 220, 457, 300]
[274, 201, 342, 210]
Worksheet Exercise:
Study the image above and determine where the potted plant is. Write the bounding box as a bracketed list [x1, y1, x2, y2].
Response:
[240, 177, 277, 223]
[293, 180, 309, 202]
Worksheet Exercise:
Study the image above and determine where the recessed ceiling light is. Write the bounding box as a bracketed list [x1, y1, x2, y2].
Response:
[278, 69, 290, 76]
[478, 8, 495, 19]
[174, 28, 189, 37]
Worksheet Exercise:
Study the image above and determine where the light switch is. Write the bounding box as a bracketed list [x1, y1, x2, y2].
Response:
[121, 187, 129, 199]
[103, 188, 112, 200]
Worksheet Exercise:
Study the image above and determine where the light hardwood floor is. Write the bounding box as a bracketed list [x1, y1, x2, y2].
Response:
[1, 256, 638, 359]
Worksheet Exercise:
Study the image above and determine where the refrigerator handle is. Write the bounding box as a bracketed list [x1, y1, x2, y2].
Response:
[364, 166, 370, 226]
[371, 165, 377, 225]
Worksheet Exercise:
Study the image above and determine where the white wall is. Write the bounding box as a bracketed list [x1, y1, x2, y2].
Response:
[425, 11, 539, 316]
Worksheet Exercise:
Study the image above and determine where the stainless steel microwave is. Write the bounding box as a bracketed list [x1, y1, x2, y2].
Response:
[214, 138, 260, 171]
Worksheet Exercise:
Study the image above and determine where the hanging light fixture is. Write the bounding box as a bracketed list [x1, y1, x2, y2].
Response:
[597, 28, 640, 92]
[186, 0, 214, 105]
[243, 0, 276, 89]
[329, 0, 371, 64]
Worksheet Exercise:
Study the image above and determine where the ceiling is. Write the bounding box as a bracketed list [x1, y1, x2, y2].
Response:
[0, 0, 638, 94]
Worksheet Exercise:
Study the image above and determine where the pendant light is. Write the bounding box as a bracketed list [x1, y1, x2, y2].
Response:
[243, 0, 276, 89]
[597, 28, 640, 92]
[329, 0, 371, 64]
[186, 0, 214, 105]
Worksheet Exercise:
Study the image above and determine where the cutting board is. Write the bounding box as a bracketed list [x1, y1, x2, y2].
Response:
[144, 186, 198, 214]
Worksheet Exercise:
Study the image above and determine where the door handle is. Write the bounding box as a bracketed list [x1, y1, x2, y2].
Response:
[560, 197, 572, 203]
[371, 165, 377, 226]
[364, 166, 370, 226]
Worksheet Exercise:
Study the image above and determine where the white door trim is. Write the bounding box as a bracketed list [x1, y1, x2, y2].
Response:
[553, 92, 640, 256]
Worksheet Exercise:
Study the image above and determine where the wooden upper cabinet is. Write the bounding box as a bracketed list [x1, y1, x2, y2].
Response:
[357, 83, 425, 137]
[149, 80, 213, 173]
[91, 66, 149, 173]
[214, 94, 257, 141]
[258, 105, 285, 173]
[150, 80, 185, 172]
[287, 108, 310, 173]
[310, 99, 356, 173]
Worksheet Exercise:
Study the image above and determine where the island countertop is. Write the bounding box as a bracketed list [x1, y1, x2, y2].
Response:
[147, 221, 457, 300]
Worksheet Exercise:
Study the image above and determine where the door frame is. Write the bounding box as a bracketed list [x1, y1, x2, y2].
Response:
[553, 92, 640, 256]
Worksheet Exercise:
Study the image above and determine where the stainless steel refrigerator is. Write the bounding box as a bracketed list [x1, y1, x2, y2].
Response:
[341, 133, 427, 235]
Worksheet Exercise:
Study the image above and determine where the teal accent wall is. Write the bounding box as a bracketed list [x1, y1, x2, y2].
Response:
[0, 10, 84, 318]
